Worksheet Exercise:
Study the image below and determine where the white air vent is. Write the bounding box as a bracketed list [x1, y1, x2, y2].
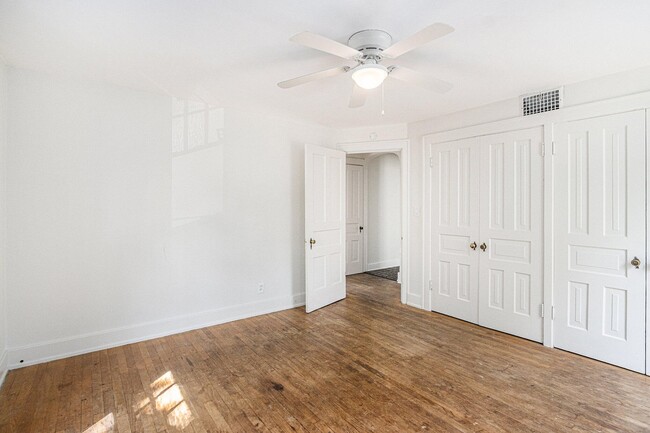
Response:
[521, 88, 563, 116]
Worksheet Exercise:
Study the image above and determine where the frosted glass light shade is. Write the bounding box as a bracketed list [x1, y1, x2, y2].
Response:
[351, 64, 388, 90]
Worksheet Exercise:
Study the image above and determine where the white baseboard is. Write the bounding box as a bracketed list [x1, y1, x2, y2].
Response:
[0, 350, 7, 389]
[8, 292, 305, 370]
[407, 292, 423, 309]
[366, 259, 400, 272]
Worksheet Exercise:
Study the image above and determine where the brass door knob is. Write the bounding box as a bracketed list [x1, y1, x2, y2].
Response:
[309, 238, 316, 250]
[470, 242, 477, 250]
[631, 256, 641, 269]
[480, 243, 487, 252]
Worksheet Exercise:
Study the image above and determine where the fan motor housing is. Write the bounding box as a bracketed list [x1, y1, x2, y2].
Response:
[347, 29, 392, 57]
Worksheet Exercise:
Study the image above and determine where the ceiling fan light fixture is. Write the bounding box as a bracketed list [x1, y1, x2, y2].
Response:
[351, 64, 388, 90]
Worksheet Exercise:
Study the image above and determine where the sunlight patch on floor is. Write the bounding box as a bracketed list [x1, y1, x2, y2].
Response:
[130, 370, 195, 430]
[82, 413, 114, 433]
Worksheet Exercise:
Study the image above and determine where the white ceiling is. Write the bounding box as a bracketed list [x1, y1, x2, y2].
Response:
[1, 0, 650, 128]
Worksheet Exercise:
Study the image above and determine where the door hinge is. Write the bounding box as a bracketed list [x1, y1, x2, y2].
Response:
[429, 157, 433, 168]
[551, 306, 555, 320]
[428, 280, 433, 291]
[552, 140, 556, 155]
[540, 303, 544, 318]
[541, 143, 545, 157]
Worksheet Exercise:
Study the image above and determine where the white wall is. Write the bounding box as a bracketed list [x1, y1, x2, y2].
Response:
[332, 124, 408, 144]
[409, 64, 650, 137]
[366, 154, 401, 271]
[6, 62, 650, 371]
[0, 63, 8, 384]
[6, 68, 333, 367]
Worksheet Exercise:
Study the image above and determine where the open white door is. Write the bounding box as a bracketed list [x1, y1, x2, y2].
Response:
[305, 144, 346, 313]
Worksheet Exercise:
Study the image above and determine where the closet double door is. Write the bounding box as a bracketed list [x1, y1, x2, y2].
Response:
[429, 127, 544, 342]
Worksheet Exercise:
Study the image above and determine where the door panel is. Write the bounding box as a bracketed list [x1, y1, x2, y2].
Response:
[429, 138, 480, 323]
[346, 164, 364, 275]
[553, 110, 646, 373]
[305, 144, 346, 313]
[478, 127, 544, 342]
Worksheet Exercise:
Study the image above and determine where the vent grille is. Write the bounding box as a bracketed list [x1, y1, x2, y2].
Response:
[521, 88, 563, 116]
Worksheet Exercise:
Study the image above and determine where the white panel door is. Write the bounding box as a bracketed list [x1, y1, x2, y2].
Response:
[346, 164, 364, 275]
[554, 111, 646, 373]
[478, 127, 544, 342]
[305, 144, 346, 313]
[429, 138, 481, 323]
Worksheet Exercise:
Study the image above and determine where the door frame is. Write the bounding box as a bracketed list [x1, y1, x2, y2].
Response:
[339, 140, 410, 305]
[646, 110, 650, 375]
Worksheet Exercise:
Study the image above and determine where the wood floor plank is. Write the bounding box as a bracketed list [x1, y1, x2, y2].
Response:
[2, 273, 650, 432]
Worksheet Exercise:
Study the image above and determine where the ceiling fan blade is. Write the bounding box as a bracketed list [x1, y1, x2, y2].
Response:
[277, 66, 350, 89]
[382, 23, 454, 58]
[388, 66, 453, 93]
[349, 84, 368, 108]
[290, 31, 362, 60]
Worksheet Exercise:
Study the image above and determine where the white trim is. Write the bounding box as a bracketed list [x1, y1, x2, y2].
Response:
[363, 159, 369, 273]
[346, 156, 366, 166]
[8, 293, 304, 369]
[423, 142, 431, 312]
[646, 109, 649, 376]
[0, 350, 7, 389]
[542, 122, 554, 348]
[339, 139, 410, 305]
[340, 140, 409, 154]
[422, 90, 650, 351]
[367, 259, 401, 272]
[406, 295, 422, 309]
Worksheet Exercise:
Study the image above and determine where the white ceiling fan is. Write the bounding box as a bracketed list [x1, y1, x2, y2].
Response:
[277, 23, 455, 108]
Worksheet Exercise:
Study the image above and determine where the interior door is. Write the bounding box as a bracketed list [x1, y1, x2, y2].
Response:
[305, 144, 346, 313]
[429, 137, 481, 323]
[478, 127, 544, 342]
[346, 163, 364, 275]
[553, 110, 646, 373]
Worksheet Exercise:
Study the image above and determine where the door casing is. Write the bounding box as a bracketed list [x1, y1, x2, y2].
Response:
[339, 140, 410, 305]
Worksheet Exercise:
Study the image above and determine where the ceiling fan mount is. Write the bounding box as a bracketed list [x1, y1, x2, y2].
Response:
[277, 23, 455, 109]
[347, 29, 393, 59]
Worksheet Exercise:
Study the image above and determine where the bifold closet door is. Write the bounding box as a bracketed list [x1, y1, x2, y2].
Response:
[429, 138, 480, 323]
[478, 128, 544, 342]
[553, 111, 646, 373]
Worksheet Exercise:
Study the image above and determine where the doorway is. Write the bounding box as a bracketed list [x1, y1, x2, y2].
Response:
[340, 140, 409, 304]
[303, 140, 409, 313]
[346, 153, 402, 284]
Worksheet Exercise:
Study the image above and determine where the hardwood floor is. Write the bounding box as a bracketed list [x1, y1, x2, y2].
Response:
[1, 274, 650, 432]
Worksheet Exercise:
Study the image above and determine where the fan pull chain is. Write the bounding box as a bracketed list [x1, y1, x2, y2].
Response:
[381, 82, 385, 116]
